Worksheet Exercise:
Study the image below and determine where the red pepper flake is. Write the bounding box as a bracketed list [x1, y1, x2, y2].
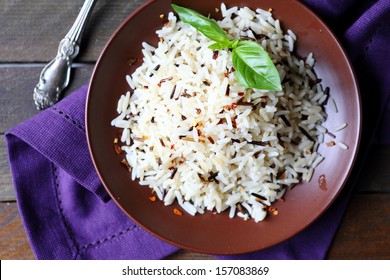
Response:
[268, 207, 278, 216]
[137, 58, 143, 63]
[173, 208, 183, 216]
[159, 138, 165, 147]
[114, 145, 122, 155]
[231, 102, 238, 109]
[148, 196, 156, 202]
[318, 174, 327, 191]
[326, 141, 335, 147]
[212, 50, 219, 60]
[196, 108, 201, 114]
[238, 92, 245, 97]
[170, 144, 175, 149]
[181, 92, 192, 98]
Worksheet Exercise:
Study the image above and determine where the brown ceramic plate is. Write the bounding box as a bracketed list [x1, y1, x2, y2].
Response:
[86, 0, 360, 254]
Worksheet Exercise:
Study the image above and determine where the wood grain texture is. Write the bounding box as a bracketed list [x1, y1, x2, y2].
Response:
[0, 136, 14, 201]
[327, 194, 390, 259]
[0, 202, 35, 259]
[0, 0, 146, 62]
[0, 65, 94, 133]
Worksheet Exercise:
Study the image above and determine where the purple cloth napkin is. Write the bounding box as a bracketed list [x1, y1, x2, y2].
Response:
[5, 0, 390, 259]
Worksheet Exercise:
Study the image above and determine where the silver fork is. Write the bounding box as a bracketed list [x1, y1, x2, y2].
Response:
[33, 0, 96, 110]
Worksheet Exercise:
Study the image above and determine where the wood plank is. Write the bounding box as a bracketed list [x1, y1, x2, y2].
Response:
[0, 64, 94, 133]
[0, 0, 146, 62]
[0, 136, 15, 201]
[0, 202, 35, 260]
[167, 250, 215, 260]
[327, 194, 390, 259]
[1, 194, 389, 260]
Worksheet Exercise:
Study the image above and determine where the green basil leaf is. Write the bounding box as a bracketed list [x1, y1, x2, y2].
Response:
[171, 4, 230, 45]
[208, 42, 230, 50]
[228, 39, 239, 49]
[232, 41, 282, 91]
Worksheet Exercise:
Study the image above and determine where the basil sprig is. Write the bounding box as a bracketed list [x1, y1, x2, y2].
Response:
[171, 4, 282, 91]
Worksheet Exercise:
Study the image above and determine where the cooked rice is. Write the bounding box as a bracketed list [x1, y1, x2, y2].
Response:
[111, 4, 329, 222]
[333, 122, 348, 132]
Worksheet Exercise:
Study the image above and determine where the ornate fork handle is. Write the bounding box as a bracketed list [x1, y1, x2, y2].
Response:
[33, 0, 96, 110]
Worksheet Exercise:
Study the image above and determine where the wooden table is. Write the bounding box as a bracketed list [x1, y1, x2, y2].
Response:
[1, 0, 389, 260]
